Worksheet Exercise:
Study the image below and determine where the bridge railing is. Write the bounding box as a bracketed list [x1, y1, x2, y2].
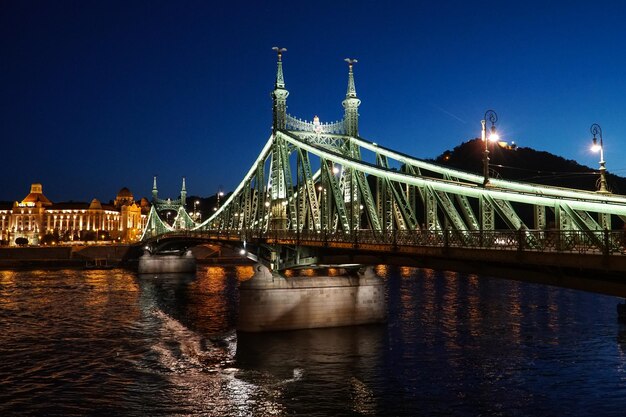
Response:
[155, 229, 626, 256]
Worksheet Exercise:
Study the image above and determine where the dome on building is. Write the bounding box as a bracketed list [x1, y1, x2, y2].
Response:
[117, 187, 133, 199]
[114, 187, 135, 209]
[21, 183, 53, 206]
[89, 198, 102, 210]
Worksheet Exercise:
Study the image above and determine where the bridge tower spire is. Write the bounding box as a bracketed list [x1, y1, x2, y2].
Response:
[152, 175, 158, 202]
[271, 47, 289, 131]
[180, 177, 187, 207]
[342, 58, 361, 137]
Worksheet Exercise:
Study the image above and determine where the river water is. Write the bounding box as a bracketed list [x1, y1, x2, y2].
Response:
[1, 265, 626, 416]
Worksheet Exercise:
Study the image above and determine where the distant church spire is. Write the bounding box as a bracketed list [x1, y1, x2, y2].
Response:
[342, 58, 361, 137]
[271, 46, 289, 130]
[152, 175, 158, 202]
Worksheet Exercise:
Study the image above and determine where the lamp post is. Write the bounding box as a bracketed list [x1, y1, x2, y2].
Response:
[481, 110, 500, 186]
[590, 123, 609, 193]
[216, 190, 224, 210]
[194, 200, 200, 221]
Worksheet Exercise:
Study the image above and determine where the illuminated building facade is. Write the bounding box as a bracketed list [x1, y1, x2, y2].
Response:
[0, 184, 149, 245]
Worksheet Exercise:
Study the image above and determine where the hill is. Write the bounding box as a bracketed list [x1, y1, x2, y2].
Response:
[433, 138, 626, 194]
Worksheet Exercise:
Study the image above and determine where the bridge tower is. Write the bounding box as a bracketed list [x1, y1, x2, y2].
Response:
[343, 58, 362, 230]
[180, 177, 187, 207]
[269, 47, 291, 230]
[271, 46, 289, 131]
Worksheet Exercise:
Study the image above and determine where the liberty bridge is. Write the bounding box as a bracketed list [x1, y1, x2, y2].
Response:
[139, 48, 626, 330]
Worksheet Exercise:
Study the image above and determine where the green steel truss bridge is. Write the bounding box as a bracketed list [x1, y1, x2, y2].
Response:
[141, 176, 200, 239]
[142, 49, 626, 282]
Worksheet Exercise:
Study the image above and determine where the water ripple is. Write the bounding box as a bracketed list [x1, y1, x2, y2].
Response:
[2, 266, 626, 415]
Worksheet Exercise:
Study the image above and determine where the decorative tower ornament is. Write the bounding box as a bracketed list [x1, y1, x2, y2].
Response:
[180, 177, 187, 206]
[152, 175, 158, 202]
[271, 46, 289, 131]
[342, 58, 361, 137]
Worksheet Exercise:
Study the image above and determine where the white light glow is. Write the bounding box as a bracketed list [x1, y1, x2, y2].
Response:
[591, 144, 601, 153]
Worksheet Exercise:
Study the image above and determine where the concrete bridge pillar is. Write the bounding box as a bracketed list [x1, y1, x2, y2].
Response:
[237, 264, 387, 332]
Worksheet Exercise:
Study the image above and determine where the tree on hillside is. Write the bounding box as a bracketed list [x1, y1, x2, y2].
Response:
[434, 138, 625, 192]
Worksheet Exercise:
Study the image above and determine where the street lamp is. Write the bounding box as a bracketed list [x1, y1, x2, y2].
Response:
[194, 200, 200, 221]
[481, 110, 499, 186]
[590, 123, 609, 193]
[216, 190, 225, 210]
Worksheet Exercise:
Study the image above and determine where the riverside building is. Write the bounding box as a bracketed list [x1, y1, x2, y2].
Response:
[0, 184, 149, 246]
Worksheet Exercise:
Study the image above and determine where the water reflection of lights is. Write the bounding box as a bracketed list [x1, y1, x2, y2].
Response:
[206, 266, 226, 279]
[149, 308, 286, 416]
[235, 265, 255, 281]
[0, 270, 17, 289]
[419, 269, 436, 323]
[374, 265, 388, 277]
[466, 274, 482, 337]
[507, 280, 522, 344]
[442, 271, 460, 346]
[350, 377, 376, 415]
[546, 292, 561, 345]
[400, 266, 414, 278]
[236, 326, 384, 415]
[224, 371, 287, 417]
[0, 270, 19, 310]
[422, 268, 436, 280]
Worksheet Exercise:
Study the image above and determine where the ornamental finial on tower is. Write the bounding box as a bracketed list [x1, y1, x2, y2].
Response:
[342, 58, 361, 137]
[271, 46, 289, 130]
[272, 46, 287, 89]
[344, 58, 358, 98]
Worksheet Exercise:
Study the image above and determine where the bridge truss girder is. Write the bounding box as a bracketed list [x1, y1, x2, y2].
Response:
[193, 128, 626, 257]
[141, 205, 173, 240]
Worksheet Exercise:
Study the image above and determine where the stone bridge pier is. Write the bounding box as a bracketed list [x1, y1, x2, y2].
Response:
[237, 264, 386, 332]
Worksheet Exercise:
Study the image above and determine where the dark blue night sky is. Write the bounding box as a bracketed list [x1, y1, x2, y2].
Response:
[2, 1, 626, 202]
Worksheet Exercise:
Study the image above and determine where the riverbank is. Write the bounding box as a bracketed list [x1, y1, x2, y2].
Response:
[0, 245, 134, 269]
[0, 244, 252, 269]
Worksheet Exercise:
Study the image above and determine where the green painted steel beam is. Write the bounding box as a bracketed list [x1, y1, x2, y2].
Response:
[280, 131, 626, 216]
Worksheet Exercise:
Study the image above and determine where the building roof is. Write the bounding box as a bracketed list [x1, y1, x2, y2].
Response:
[89, 198, 102, 210]
[21, 183, 52, 206]
[117, 187, 133, 198]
